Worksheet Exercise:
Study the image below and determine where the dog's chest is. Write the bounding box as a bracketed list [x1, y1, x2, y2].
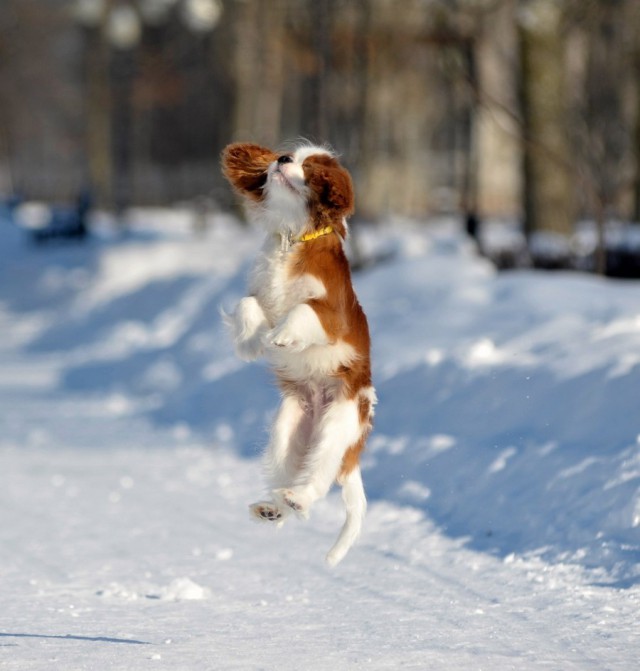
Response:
[249, 238, 324, 326]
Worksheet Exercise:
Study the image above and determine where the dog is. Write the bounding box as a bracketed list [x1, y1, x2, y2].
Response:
[221, 141, 376, 566]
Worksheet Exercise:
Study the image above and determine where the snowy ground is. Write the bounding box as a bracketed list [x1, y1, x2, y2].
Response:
[1, 208, 638, 669]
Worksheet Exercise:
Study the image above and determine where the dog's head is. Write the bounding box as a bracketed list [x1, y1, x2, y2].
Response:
[221, 142, 354, 237]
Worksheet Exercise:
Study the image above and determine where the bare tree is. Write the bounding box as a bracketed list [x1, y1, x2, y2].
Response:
[568, 0, 636, 274]
[518, 0, 574, 263]
[231, 0, 287, 147]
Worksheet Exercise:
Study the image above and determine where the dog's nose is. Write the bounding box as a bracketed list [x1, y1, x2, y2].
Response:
[277, 155, 293, 165]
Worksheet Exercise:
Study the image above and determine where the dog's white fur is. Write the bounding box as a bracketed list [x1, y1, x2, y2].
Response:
[223, 143, 374, 566]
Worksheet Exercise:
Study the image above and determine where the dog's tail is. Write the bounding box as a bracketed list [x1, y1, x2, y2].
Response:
[326, 466, 367, 567]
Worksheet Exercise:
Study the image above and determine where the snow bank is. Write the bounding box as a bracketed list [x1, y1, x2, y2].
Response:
[357, 222, 640, 581]
[1, 210, 638, 583]
[98, 577, 211, 602]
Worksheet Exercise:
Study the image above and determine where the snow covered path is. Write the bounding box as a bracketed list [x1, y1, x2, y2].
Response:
[2, 427, 638, 670]
[1, 213, 639, 669]
[2, 435, 639, 669]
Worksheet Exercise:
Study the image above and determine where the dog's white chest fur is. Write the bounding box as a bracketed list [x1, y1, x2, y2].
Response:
[249, 235, 325, 327]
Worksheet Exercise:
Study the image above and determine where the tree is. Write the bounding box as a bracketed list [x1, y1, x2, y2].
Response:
[570, 0, 635, 274]
[517, 0, 574, 264]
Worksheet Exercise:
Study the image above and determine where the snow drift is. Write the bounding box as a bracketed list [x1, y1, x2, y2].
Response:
[2, 209, 638, 584]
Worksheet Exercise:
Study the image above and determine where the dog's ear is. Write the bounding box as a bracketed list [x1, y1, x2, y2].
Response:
[221, 143, 278, 201]
[303, 155, 354, 216]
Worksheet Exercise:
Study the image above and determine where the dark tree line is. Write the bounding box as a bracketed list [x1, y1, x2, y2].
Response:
[1, 0, 640, 273]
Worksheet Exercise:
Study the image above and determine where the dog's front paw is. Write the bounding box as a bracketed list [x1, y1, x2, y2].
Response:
[235, 335, 265, 361]
[265, 324, 306, 352]
[223, 297, 269, 361]
[264, 304, 329, 353]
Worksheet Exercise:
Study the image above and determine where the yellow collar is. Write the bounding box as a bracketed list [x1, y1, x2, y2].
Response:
[297, 226, 334, 243]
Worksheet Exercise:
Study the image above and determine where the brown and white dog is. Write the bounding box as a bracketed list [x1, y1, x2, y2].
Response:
[221, 141, 376, 566]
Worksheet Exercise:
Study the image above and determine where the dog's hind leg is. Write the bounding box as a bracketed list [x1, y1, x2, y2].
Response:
[249, 394, 307, 522]
[274, 397, 362, 517]
[263, 394, 308, 488]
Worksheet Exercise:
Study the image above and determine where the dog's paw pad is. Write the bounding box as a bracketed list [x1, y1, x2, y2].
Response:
[249, 501, 283, 523]
[261, 507, 282, 520]
[283, 495, 302, 511]
[275, 489, 310, 519]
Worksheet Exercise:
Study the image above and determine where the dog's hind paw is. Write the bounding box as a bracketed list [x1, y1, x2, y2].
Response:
[249, 501, 285, 525]
[273, 488, 310, 519]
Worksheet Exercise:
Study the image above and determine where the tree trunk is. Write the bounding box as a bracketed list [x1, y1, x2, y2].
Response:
[460, 38, 480, 240]
[518, 1, 574, 249]
[231, 0, 285, 147]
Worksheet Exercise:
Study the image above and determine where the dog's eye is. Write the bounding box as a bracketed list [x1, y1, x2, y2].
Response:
[277, 155, 293, 165]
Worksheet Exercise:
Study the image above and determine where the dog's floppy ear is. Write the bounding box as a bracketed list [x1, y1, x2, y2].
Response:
[221, 143, 278, 201]
[303, 154, 354, 216]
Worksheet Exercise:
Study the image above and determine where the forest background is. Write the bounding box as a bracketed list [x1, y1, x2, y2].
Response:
[1, 0, 639, 272]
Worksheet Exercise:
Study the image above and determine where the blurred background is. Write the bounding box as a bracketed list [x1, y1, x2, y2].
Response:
[2, 0, 640, 274]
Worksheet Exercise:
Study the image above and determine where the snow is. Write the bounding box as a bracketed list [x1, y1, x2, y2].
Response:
[1, 208, 638, 669]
